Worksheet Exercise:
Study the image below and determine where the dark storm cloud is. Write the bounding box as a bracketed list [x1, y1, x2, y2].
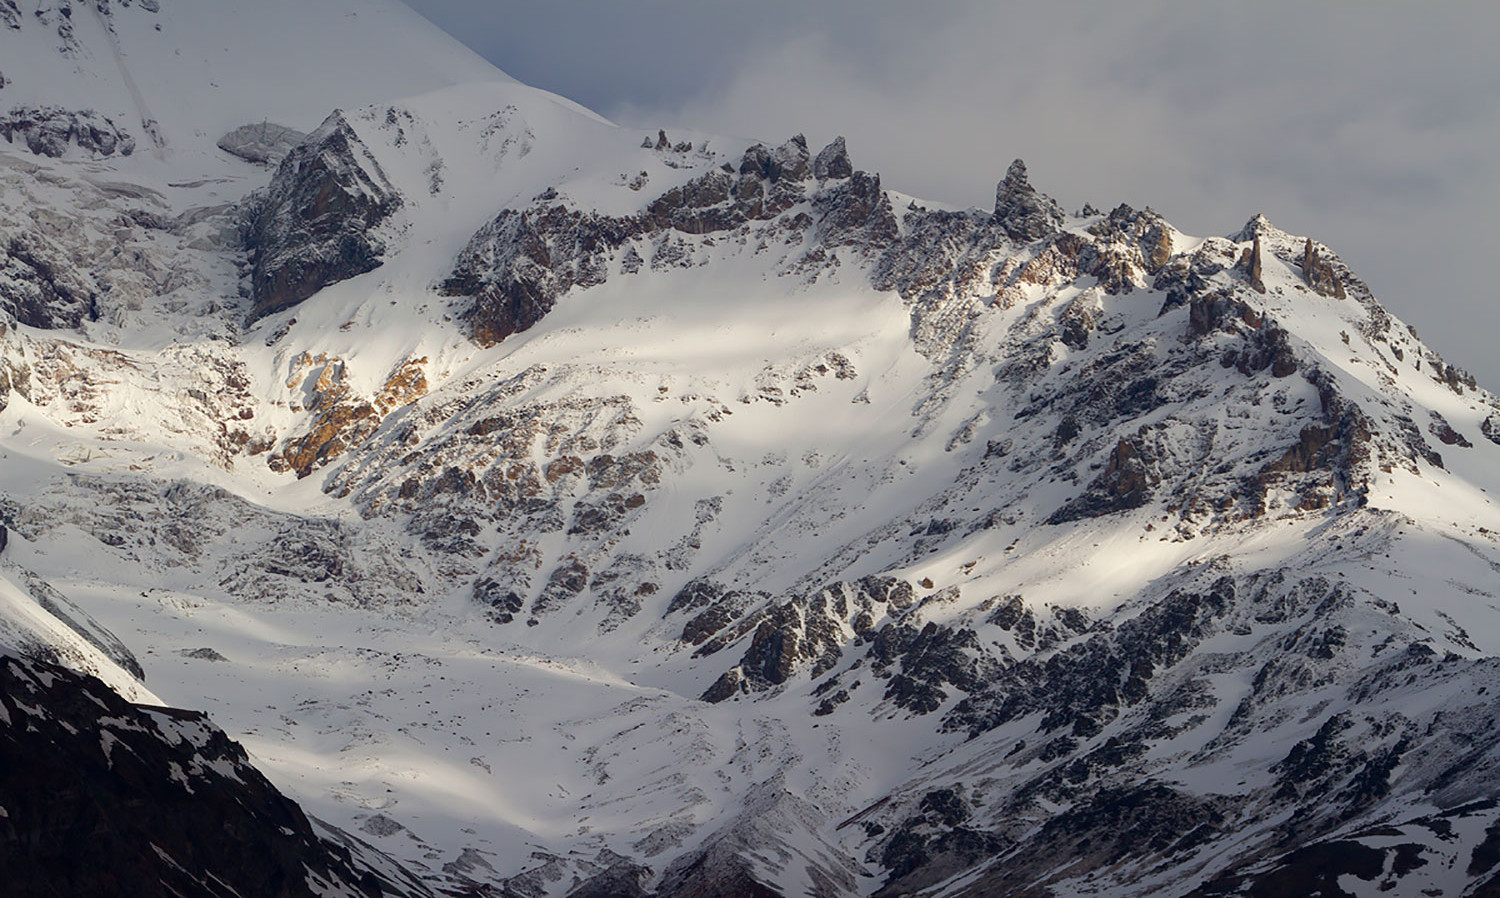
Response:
[406, 0, 1500, 388]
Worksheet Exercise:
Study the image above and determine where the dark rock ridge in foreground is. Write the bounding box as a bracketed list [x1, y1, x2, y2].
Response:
[0, 653, 430, 898]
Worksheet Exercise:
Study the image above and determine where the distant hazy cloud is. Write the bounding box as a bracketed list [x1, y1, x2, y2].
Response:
[407, 0, 1500, 386]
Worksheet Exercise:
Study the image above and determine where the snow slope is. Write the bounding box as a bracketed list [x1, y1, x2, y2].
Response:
[0, 0, 510, 163]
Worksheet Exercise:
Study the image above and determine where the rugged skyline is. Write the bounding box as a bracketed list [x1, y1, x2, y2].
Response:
[405, 0, 1500, 389]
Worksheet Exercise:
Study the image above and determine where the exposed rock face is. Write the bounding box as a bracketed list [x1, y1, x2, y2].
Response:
[946, 577, 1237, 739]
[269, 354, 428, 478]
[0, 654, 428, 897]
[1483, 414, 1500, 446]
[1300, 237, 1346, 298]
[442, 203, 640, 347]
[0, 230, 99, 328]
[1047, 434, 1159, 523]
[244, 112, 402, 322]
[0, 106, 135, 158]
[698, 577, 919, 702]
[816, 170, 898, 251]
[813, 135, 853, 180]
[1186, 803, 1500, 898]
[1084, 203, 1174, 291]
[992, 159, 1064, 242]
[1239, 234, 1267, 293]
[868, 619, 999, 715]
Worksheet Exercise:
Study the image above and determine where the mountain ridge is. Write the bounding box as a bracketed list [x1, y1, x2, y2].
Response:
[2, 3, 1500, 897]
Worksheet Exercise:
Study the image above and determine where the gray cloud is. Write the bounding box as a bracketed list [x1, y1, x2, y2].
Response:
[407, 1, 1500, 389]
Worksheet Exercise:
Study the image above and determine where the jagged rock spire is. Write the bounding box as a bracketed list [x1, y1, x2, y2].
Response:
[1301, 237, 1346, 298]
[1236, 234, 1267, 294]
[814, 136, 853, 180]
[994, 158, 1064, 242]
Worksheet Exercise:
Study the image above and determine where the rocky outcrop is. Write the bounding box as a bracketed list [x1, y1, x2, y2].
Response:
[443, 203, 641, 347]
[1083, 203, 1174, 292]
[1187, 803, 1500, 898]
[699, 577, 917, 702]
[1047, 434, 1160, 524]
[0, 654, 428, 897]
[815, 170, 898, 251]
[0, 231, 99, 329]
[867, 620, 998, 715]
[947, 578, 1236, 739]
[1483, 414, 1500, 446]
[813, 135, 853, 181]
[1239, 234, 1266, 293]
[1300, 237, 1346, 298]
[0, 106, 135, 158]
[243, 112, 402, 322]
[269, 354, 428, 478]
[941, 784, 1228, 898]
[992, 159, 1064, 242]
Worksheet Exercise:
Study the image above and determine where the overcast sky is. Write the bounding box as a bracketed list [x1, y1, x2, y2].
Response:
[405, 1, 1500, 389]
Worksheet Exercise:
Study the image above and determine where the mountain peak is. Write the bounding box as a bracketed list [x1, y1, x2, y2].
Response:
[993, 156, 1064, 240]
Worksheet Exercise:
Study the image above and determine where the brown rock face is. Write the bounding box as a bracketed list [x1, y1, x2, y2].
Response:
[813, 136, 854, 180]
[1265, 424, 1341, 475]
[1239, 235, 1266, 294]
[270, 355, 428, 478]
[816, 170, 899, 250]
[1300, 238, 1347, 299]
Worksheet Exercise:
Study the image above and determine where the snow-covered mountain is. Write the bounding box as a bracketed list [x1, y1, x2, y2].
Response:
[4, 3, 1500, 897]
